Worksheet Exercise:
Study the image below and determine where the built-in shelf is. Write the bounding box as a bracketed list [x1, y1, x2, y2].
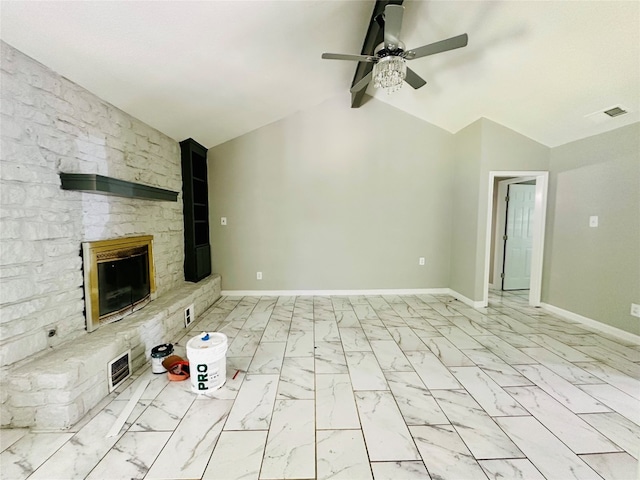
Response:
[60, 173, 179, 201]
[180, 138, 211, 282]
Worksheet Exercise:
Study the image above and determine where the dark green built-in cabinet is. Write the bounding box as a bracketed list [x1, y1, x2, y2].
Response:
[180, 138, 211, 282]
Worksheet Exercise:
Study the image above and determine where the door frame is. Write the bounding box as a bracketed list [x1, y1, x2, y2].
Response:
[493, 176, 537, 289]
[483, 171, 548, 307]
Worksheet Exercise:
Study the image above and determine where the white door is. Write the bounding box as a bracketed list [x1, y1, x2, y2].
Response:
[502, 184, 536, 290]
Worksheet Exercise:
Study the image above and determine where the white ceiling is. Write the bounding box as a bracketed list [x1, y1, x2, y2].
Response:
[1, 1, 638, 148]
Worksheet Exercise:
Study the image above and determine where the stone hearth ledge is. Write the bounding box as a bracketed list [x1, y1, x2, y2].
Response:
[2, 274, 221, 430]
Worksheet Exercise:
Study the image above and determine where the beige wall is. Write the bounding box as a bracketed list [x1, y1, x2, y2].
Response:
[208, 95, 454, 290]
[449, 118, 549, 301]
[474, 119, 550, 299]
[206, 92, 637, 336]
[449, 120, 482, 299]
[543, 123, 640, 335]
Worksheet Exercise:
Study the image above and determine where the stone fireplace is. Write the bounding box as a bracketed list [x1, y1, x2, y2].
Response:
[0, 42, 224, 430]
[82, 235, 156, 332]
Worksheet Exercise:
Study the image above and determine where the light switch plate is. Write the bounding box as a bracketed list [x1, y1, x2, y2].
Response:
[589, 216, 598, 227]
[221, 217, 227, 226]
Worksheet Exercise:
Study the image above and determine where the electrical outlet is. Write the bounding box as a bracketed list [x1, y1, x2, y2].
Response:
[631, 303, 640, 318]
[419, 257, 425, 266]
[256, 272, 262, 280]
[184, 304, 194, 327]
[221, 217, 227, 226]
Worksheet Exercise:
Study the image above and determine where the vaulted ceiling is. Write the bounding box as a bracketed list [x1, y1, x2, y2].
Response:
[1, 1, 638, 148]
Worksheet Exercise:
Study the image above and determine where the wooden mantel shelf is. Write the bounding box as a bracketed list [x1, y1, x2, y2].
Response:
[60, 173, 179, 202]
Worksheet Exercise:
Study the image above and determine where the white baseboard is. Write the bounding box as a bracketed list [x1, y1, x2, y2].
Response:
[221, 288, 489, 310]
[221, 288, 450, 297]
[541, 303, 640, 344]
[448, 289, 486, 309]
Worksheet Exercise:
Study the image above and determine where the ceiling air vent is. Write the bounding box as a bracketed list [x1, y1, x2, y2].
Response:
[585, 105, 630, 124]
[603, 106, 627, 117]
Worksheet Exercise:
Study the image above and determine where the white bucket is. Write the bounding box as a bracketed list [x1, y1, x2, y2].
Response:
[186, 332, 228, 394]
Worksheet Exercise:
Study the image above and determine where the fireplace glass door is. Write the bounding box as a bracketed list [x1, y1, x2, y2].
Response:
[97, 248, 150, 319]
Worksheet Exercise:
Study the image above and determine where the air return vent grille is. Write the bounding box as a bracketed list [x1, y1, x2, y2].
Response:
[603, 106, 627, 117]
[108, 350, 132, 392]
[584, 105, 630, 124]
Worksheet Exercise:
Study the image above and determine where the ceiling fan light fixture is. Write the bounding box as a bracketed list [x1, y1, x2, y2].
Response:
[321, 4, 468, 97]
[373, 55, 406, 94]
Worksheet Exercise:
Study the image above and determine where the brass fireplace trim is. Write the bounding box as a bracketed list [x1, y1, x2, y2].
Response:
[82, 235, 156, 332]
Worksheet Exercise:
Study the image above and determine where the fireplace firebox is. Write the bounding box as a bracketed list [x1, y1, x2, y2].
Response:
[82, 236, 156, 332]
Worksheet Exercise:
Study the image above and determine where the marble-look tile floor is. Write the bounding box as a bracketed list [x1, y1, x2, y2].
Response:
[2, 291, 639, 479]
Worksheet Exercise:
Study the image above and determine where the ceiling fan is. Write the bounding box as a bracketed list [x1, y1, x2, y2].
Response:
[322, 4, 468, 94]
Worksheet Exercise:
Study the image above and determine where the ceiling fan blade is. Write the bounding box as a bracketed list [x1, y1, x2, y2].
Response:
[404, 68, 427, 89]
[405, 33, 468, 60]
[322, 53, 376, 62]
[384, 4, 404, 50]
[350, 71, 372, 94]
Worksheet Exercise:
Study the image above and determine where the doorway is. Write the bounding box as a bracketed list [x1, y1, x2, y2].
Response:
[483, 171, 548, 307]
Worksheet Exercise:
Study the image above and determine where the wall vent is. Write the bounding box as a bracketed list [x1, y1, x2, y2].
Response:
[107, 350, 132, 392]
[184, 304, 195, 328]
[603, 106, 627, 117]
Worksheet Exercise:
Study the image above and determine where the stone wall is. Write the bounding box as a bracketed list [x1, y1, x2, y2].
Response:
[0, 41, 196, 426]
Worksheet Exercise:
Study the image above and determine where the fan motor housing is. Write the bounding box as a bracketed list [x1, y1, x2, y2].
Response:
[374, 41, 406, 58]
